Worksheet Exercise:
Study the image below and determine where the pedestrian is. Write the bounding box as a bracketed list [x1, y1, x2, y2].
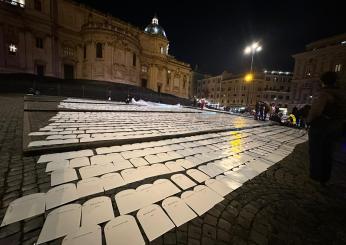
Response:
[263, 103, 270, 121]
[193, 96, 197, 107]
[307, 71, 344, 185]
[254, 101, 260, 120]
[259, 102, 264, 120]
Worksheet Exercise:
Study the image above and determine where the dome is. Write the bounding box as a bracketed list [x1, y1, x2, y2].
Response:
[144, 16, 167, 38]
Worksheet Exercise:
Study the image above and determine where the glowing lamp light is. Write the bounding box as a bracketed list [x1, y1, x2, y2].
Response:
[256, 46, 262, 52]
[244, 47, 251, 54]
[244, 73, 253, 82]
[252, 42, 258, 49]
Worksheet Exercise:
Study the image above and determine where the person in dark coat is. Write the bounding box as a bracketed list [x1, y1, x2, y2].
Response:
[254, 101, 260, 120]
[263, 103, 270, 121]
[307, 71, 345, 184]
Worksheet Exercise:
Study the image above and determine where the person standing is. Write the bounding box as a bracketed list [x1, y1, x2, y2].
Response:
[255, 101, 260, 120]
[307, 72, 344, 184]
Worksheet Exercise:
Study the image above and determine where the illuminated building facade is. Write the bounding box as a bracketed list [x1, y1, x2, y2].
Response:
[197, 70, 292, 108]
[0, 0, 191, 98]
[291, 33, 346, 105]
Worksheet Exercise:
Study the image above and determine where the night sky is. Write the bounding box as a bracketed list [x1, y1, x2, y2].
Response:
[78, 0, 346, 75]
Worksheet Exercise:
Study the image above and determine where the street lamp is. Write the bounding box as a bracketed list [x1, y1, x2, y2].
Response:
[244, 42, 262, 72]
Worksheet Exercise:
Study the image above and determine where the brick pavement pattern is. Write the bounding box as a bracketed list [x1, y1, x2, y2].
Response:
[0, 94, 346, 245]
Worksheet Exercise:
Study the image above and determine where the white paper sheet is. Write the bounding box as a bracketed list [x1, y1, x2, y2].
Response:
[104, 215, 145, 245]
[46, 183, 78, 210]
[1, 193, 45, 226]
[81, 196, 114, 226]
[137, 204, 175, 241]
[171, 174, 196, 190]
[62, 225, 102, 245]
[37, 204, 81, 244]
[162, 196, 197, 227]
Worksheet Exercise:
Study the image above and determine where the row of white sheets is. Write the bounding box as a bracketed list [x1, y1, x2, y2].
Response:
[36, 181, 231, 244]
[1, 151, 279, 227]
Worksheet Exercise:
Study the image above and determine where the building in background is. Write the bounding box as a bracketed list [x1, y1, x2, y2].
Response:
[197, 70, 292, 108]
[291, 33, 346, 105]
[190, 65, 209, 98]
[0, 0, 191, 98]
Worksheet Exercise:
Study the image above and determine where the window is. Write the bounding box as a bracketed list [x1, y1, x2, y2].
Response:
[335, 64, 342, 72]
[63, 47, 74, 57]
[34, 0, 42, 11]
[96, 43, 103, 58]
[141, 66, 148, 73]
[271, 95, 276, 99]
[36, 38, 43, 49]
[8, 44, 17, 55]
[83, 45, 87, 59]
[286, 96, 290, 100]
[132, 53, 136, 66]
[160, 46, 164, 54]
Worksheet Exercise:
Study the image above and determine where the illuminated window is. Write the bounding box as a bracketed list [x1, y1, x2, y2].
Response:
[34, 0, 41, 11]
[160, 46, 164, 54]
[141, 66, 148, 73]
[8, 44, 17, 55]
[96, 43, 103, 58]
[335, 64, 342, 72]
[36, 37, 43, 49]
[63, 47, 74, 57]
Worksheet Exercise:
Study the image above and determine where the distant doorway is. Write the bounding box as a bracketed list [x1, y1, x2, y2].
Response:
[36, 65, 44, 76]
[64, 64, 74, 79]
[158, 85, 162, 94]
[141, 79, 147, 88]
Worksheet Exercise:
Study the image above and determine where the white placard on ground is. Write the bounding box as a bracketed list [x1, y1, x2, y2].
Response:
[51, 168, 78, 186]
[45, 160, 69, 172]
[115, 189, 145, 215]
[162, 196, 197, 227]
[153, 179, 180, 198]
[77, 177, 104, 198]
[130, 157, 149, 167]
[224, 170, 249, 183]
[46, 183, 78, 210]
[62, 225, 102, 245]
[137, 204, 175, 241]
[165, 161, 185, 173]
[81, 196, 114, 227]
[171, 174, 196, 190]
[104, 215, 145, 245]
[205, 178, 233, 197]
[69, 157, 90, 168]
[181, 185, 224, 216]
[186, 169, 210, 183]
[1, 193, 45, 227]
[101, 173, 125, 191]
[79, 163, 116, 179]
[37, 204, 81, 244]
[215, 175, 243, 190]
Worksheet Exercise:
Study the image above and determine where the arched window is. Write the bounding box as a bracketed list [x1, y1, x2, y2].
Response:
[96, 43, 103, 58]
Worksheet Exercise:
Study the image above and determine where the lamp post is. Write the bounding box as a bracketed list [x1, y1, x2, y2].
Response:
[244, 42, 262, 108]
[244, 42, 262, 73]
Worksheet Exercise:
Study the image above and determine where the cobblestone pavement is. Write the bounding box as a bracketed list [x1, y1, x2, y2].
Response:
[0, 94, 346, 245]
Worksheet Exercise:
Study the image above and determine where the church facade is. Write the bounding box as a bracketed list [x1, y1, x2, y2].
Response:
[0, 0, 191, 98]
